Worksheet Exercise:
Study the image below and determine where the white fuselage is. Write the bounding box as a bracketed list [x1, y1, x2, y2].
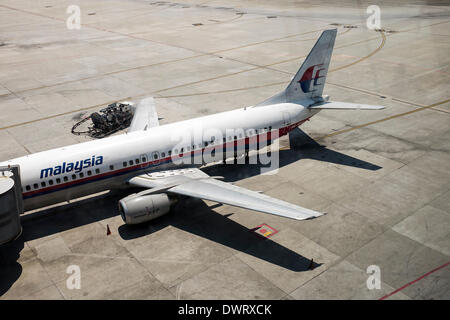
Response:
[0, 102, 319, 211]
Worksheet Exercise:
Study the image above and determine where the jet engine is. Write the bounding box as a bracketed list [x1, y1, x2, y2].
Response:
[119, 193, 176, 224]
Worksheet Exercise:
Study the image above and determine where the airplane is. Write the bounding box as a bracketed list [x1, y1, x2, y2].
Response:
[0, 29, 385, 225]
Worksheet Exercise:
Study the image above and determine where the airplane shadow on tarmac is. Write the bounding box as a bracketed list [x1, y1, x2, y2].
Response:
[0, 128, 380, 296]
[202, 127, 381, 182]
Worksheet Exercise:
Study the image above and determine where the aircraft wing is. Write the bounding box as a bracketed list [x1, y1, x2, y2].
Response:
[128, 97, 159, 132]
[128, 169, 324, 221]
[309, 101, 385, 110]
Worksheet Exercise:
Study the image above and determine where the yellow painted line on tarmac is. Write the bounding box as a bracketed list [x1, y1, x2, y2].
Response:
[329, 31, 386, 72]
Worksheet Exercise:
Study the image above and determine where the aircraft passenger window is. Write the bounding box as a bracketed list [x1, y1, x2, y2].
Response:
[63, 177, 68, 182]
[41, 182, 46, 187]
[123, 162, 127, 167]
[56, 178, 61, 184]
[87, 170, 92, 176]
[110, 165, 114, 170]
[96, 169, 100, 174]
[79, 172, 84, 178]
[129, 160, 133, 166]
[269, 126, 272, 131]
[168, 150, 172, 156]
[153, 153, 158, 159]
[72, 174, 76, 180]
[33, 183, 38, 189]
[135, 159, 140, 164]
[161, 152, 165, 158]
[223, 138, 226, 143]
[204, 142, 208, 147]
[180, 148, 184, 153]
[26, 185, 31, 191]
[49, 180, 53, 186]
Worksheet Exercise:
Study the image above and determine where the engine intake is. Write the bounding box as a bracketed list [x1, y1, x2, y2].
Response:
[119, 193, 175, 224]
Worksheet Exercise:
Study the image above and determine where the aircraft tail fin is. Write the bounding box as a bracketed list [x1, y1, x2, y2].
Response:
[257, 29, 337, 106]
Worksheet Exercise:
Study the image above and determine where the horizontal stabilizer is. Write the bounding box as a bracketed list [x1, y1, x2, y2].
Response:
[309, 101, 385, 110]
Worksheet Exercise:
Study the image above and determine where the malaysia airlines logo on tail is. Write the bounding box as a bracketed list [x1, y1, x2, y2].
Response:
[297, 64, 326, 93]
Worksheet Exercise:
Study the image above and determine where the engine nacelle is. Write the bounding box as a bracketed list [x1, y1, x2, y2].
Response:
[119, 193, 175, 224]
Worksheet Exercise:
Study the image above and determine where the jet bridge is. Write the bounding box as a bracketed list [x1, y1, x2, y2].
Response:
[0, 165, 23, 245]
